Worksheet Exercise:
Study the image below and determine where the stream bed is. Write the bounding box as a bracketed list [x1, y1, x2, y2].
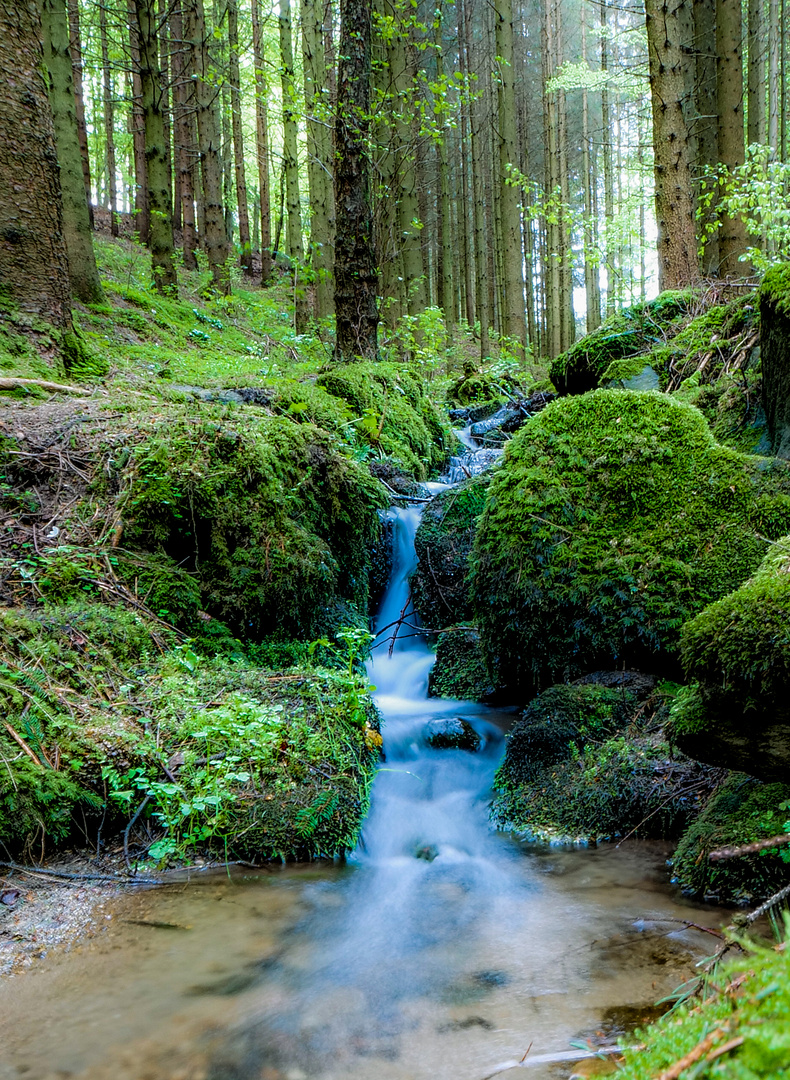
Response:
[0, 504, 731, 1080]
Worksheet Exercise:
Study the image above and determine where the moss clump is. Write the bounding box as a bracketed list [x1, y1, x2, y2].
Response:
[669, 539, 790, 781]
[61, 330, 109, 379]
[471, 391, 790, 696]
[316, 361, 452, 479]
[121, 414, 387, 642]
[427, 628, 495, 701]
[0, 602, 379, 862]
[411, 476, 489, 628]
[616, 935, 790, 1080]
[447, 371, 503, 407]
[671, 774, 790, 902]
[492, 680, 703, 842]
[550, 291, 691, 395]
[760, 264, 790, 459]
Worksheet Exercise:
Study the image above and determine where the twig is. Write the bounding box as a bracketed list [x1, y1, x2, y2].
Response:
[656, 1028, 727, 1080]
[2, 721, 43, 768]
[123, 794, 151, 870]
[0, 378, 91, 396]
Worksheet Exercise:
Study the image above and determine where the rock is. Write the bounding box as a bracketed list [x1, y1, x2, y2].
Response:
[445, 447, 502, 485]
[471, 390, 790, 696]
[411, 476, 489, 628]
[759, 264, 790, 458]
[470, 408, 516, 438]
[424, 717, 482, 751]
[670, 537, 790, 782]
[428, 628, 496, 702]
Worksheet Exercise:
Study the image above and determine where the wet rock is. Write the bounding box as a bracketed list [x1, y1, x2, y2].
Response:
[414, 843, 439, 861]
[470, 408, 515, 438]
[168, 384, 274, 406]
[445, 448, 502, 485]
[424, 717, 482, 752]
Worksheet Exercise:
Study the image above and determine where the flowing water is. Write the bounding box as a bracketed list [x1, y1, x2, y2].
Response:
[0, 498, 732, 1080]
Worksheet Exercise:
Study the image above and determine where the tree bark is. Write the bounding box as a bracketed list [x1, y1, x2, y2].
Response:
[67, 0, 93, 228]
[302, 0, 334, 317]
[99, 0, 119, 237]
[644, 0, 700, 289]
[134, 0, 178, 292]
[747, 0, 765, 146]
[600, 0, 614, 315]
[228, 0, 253, 274]
[334, 0, 379, 359]
[128, 0, 149, 242]
[494, 0, 526, 355]
[694, 0, 719, 273]
[0, 0, 73, 345]
[190, 0, 231, 291]
[40, 0, 104, 304]
[279, 0, 308, 328]
[171, 0, 198, 268]
[581, 8, 600, 331]
[251, 0, 273, 284]
[717, 0, 749, 274]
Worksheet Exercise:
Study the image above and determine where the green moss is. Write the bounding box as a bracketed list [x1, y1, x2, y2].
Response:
[471, 391, 790, 695]
[121, 414, 387, 642]
[412, 475, 490, 628]
[447, 371, 504, 406]
[549, 291, 692, 395]
[671, 774, 790, 902]
[316, 361, 452, 479]
[492, 682, 698, 842]
[761, 263, 790, 320]
[0, 602, 379, 861]
[427, 628, 495, 701]
[600, 356, 660, 386]
[616, 934, 790, 1080]
[61, 330, 109, 379]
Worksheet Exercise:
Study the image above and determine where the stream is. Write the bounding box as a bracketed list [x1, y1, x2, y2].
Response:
[0, 464, 731, 1080]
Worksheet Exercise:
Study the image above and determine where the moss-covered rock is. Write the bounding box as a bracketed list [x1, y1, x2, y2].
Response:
[549, 291, 691, 395]
[760, 264, 790, 459]
[0, 602, 379, 862]
[670, 539, 790, 782]
[411, 476, 489, 628]
[471, 391, 790, 696]
[671, 774, 790, 902]
[492, 679, 708, 842]
[121, 414, 387, 642]
[316, 361, 452, 479]
[424, 716, 482, 751]
[427, 628, 495, 702]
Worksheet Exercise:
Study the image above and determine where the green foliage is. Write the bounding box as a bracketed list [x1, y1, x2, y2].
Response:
[549, 292, 692, 395]
[427, 628, 495, 701]
[61, 331, 109, 380]
[762, 264, 790, 321]
[492, 682, 697, 842]
[412, 476, 490, 627]
[471, 391, 790, 695]
[617, 929, 790, 1080]
[316, 361, 453, 479]
[671, 775, 790, 902]
[121, 413, 387, 641]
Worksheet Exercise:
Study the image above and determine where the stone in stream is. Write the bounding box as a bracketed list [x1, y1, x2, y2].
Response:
[424, 716, 482, 752]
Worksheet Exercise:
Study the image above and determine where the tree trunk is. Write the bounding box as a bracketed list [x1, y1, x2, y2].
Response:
[128, 0, 149, 242]
[694, 0, 719, 273]
[171, 0, 198, 268]
[747, 0, 765, 146]
[334, 0, 379, 359]
[543, 0, 561, 357]
[41, 0, 104, 304]
[158, 0, 173, 225]
[717, 0, 749, 275]
[279, 0, 308, 329]
[600, 0, 614, 315]
[99, 0, 119, 237]
[190, 0, 231, 291]
[251, 0, 273, 285]
[134, 0, 178, 293]
[302, 0, 334, 317]
[494, 0, 526, 354]
[768, 0, 780, 152]
[462, 0, 488, 357]
[436, 10, 454, 332]
[67, 0, 93, 228]
[228, 0, 253, 274]
[644, 0, 700, 289]
[0, 0, 73, 347]
[581, 12, 600, 332]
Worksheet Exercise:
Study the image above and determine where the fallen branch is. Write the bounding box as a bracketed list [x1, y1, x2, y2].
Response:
[2, 721, 43, 768]
[0, 860, 160, 884]
[0, 377, 91, 396]
[710, 833, 790, 861]
[656, 1028, 728, 1080]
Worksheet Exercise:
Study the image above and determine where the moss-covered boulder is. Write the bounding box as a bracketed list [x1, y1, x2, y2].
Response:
[427, 628, 496, 702]
[316, 361, 452, 478]
[760, 264, 790, 459]
[471, 391, 790, 696]
[492, 679, 708, 842]
[424, 716, 482, 751]
[670, 539, 790, 782]
[671, 774, 790, 902]
[549, 292, 691, 395]
[0, 602, 380, 862]
[411, 475, 489, 628]
[121, 414, 387, 642]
